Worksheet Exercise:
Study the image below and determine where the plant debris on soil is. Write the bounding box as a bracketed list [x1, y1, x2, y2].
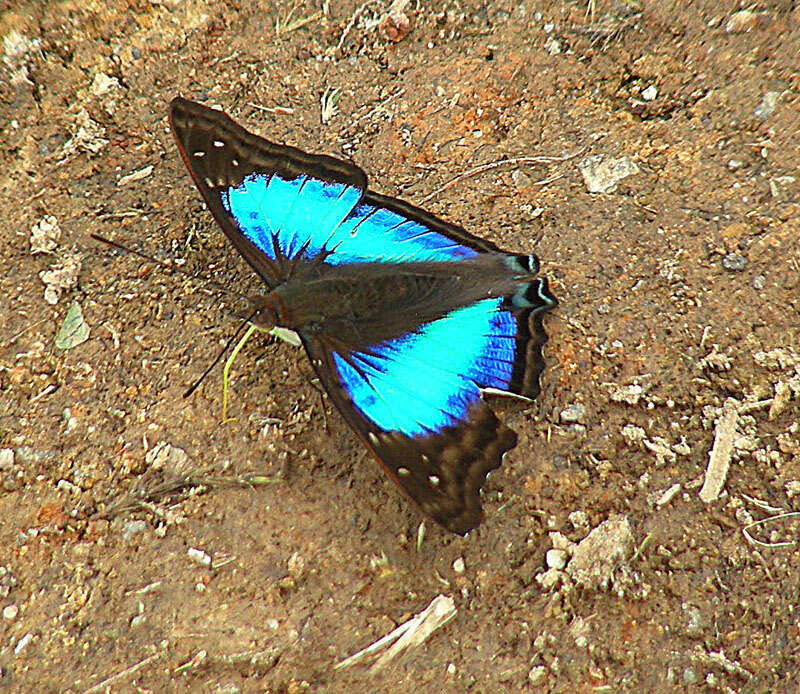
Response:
[2, 0, 799, 691]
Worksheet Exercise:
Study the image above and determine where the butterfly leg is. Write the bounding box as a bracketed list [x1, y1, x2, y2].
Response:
[296, 364, 332, 435]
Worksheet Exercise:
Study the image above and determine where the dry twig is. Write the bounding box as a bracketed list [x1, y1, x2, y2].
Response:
[81, 652, 163, 694]
[419, 149, 585, 204]
[334, 594, 456, 672]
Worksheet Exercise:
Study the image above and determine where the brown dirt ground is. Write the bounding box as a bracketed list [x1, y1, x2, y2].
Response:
[2, 0, 800, 691]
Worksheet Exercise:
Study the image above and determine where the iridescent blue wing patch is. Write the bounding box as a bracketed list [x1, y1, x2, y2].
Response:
[222, 177, 487, 266]
[332, 298, 515, 437]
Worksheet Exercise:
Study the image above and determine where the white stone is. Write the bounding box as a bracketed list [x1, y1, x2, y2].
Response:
[546, 548, 568, 570]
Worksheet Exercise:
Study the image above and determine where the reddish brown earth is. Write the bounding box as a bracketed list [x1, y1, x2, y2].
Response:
[2, 1, 799, 691]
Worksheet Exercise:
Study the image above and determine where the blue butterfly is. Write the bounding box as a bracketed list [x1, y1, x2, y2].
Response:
[170, 98, 557, 534]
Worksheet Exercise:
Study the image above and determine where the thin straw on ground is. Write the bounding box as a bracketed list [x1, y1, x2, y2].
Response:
[334, 594, 456, 673]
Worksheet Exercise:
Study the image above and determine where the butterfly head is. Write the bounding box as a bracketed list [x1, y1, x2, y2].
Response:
[247, 295, 281, 332]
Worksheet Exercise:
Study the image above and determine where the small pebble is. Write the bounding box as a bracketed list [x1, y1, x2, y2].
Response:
[14, 632, 33, 655]
[145, 442, 191, 477]
[752, 274, 765, 290]
[511, 169, 532, 189]
[544, 37, 560, 55]
[612, 385, 645, 406]
[287, 552, 305, 580]
[528, 665, 547, 685]
[121, 520, 148, 542]
[672, 439, 692, 456]
[722, 253, 747, 271]
[550, 531, 573, 551]
[566, 515, 633, 590]
[447, 663, 456, 674]
[15, 447, 55, 464]
[568, 510, 589, 532]
[641, 85, 658, 101]
[2, 474, 20, 492]
[684, 604, 704, 637]
[187, 547, 212, 566]
[90, 72, 120, 97]
[683, 666, 698, 684]
[452, 557, 466, 574]
[560, 404, 586, 424]
[30, 215, 61, 254]
[725, 9, 759, 33]
[3, 604, 19, 621]
[754, 91, 779, 119]
[0, 449, 14, 470]
[578, 154, 639, 194]
[546, 548, 568, 570]
[57, 479, 80, 494]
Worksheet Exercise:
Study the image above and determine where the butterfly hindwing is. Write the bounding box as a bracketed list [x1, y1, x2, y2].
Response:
[300, 285, 553, 534]
[303, 336, 517, 535]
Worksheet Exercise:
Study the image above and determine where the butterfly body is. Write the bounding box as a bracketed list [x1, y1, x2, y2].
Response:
[170, 98, 557, 534]
[259, 254, 539, 352]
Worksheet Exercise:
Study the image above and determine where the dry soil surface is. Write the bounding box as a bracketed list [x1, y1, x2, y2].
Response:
[2, 0, 800, 691]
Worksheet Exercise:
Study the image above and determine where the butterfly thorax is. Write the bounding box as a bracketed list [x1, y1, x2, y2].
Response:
[266, 254, 532, 350]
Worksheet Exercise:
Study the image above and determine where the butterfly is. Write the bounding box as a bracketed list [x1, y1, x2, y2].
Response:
[169, 97, 557, 535]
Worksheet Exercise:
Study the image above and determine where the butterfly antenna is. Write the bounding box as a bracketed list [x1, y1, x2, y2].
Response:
[90, 232, 249, 301]
[183, 310, 259, 398]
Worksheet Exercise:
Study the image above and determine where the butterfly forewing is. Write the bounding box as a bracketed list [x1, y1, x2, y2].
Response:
[170, 97, 367, 286]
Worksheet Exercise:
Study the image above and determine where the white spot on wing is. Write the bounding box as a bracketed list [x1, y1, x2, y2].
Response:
[193, 151, 206, 158]
[479, 387, 532, 402]
[213, 140, 225, 148]
[429, 475, 440, 486]
[398, 467, 411, 477]
[368, 432, 379, 445]
[231, 158, 239, 167]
